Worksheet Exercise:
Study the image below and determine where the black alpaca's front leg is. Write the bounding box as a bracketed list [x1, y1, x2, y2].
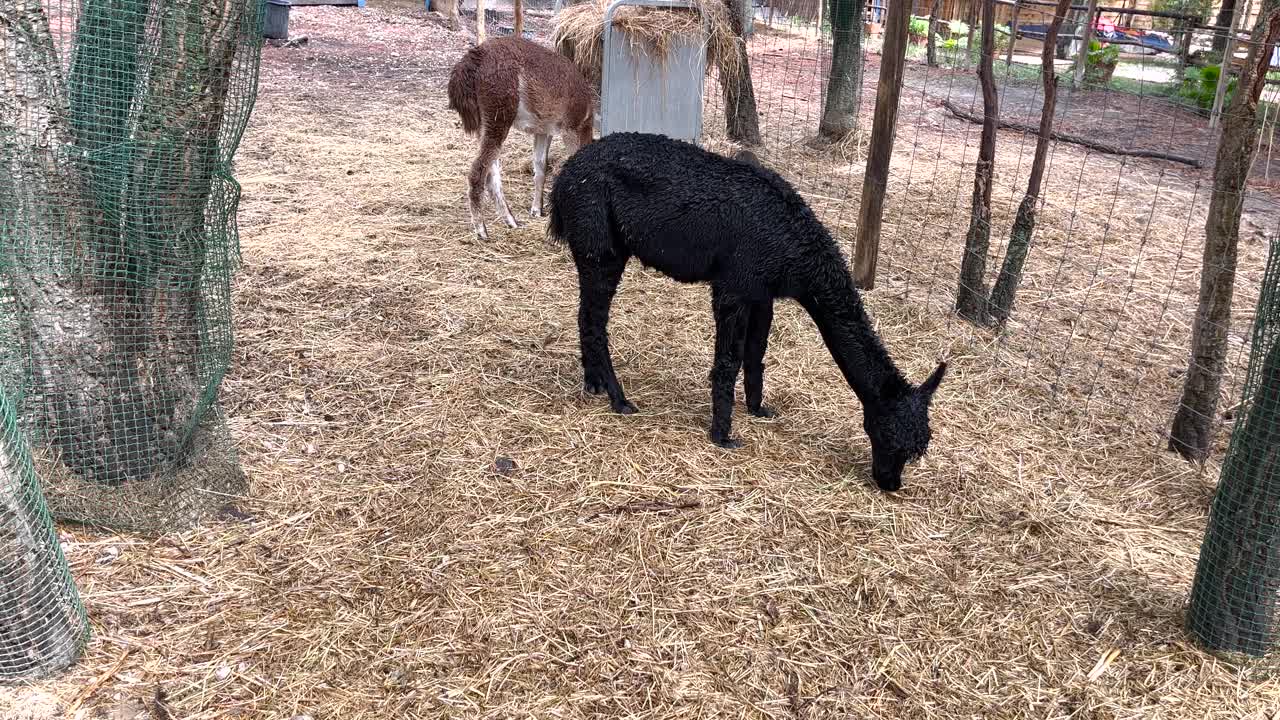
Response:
[709, 289, 749, 449]
[576, 254, 636, 415]
[743, 300, 776, 418]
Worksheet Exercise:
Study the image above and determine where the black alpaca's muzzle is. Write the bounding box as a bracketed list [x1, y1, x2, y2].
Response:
[871, 451, 906, 492]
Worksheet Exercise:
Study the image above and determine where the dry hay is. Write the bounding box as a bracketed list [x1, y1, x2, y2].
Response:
[21, 5, 1280, 719]
[551, 0, 743, 92]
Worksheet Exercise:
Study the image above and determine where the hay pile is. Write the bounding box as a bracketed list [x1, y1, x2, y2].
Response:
[551, 0, 744, 92]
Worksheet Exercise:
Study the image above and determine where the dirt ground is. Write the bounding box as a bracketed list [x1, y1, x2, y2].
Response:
[10, 2, 1280, 719]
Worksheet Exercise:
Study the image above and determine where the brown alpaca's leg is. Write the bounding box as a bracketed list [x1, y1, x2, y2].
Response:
[530, 133, 550, 217]
[487, 157, 518, 229]
[468, 139, 501, 240]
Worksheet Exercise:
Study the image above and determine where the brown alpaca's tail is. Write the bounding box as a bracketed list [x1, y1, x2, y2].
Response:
[447, 48, 483, 136]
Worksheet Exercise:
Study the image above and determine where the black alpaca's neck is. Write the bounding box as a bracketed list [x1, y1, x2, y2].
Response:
[800, 256, 909, 406]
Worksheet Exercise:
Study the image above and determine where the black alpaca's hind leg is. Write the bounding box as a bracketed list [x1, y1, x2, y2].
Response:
[744, 300, 776, 418]
[576, 253, 635, 415]
[709, 287, 750, 449]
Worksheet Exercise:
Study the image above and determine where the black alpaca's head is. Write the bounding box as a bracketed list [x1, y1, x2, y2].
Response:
[862, 362, 946, 492]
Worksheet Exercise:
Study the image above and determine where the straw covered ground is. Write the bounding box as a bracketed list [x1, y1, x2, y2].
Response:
[7, 3, 1280, 719]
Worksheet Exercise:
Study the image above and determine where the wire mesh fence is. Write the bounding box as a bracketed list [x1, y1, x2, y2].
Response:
[545, 0, 1280, 659]
[0, 0, 265, 532]
[685, 0, 1280, 461]
[1187, 233, 1280, 665]
[0, 383, 88, 681]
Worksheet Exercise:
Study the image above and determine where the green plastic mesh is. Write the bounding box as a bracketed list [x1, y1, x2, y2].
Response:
[0, 0, 264, 531]
[1187, 234, 1280, 664]
[0, 383, 88, 681]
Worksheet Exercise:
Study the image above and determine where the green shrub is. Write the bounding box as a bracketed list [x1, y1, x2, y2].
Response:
[1087, 39, 1120, 67]
[1179, 64, 1238, 110]
[909, 14, 930, 37]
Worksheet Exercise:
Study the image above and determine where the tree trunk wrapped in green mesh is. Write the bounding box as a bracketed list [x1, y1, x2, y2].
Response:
[0, 0, 263, 531]
[0, 385, 88, 680]
[1187, 234, 1280, 662]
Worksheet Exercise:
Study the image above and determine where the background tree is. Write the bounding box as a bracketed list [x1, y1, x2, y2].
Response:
[0, 0, 252, 495]
[988, 0, 1073, 324]
[955, 0, 998, 324]
[433, 0, 463, 29]
[818, 0, 866, 139]
[1186, 235, 1280, 659]
[1212, 0, 1238, 52]
[724, 0, 762, 144]
[1169, 0, 1280, 461]
[926, 0, 943, 67]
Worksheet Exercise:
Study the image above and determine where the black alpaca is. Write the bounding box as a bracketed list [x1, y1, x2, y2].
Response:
[547, 132, 946, 492]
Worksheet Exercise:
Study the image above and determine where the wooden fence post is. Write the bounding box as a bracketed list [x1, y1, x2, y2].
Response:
[852, 0, 910, 290]
[1005, 0, 1022, 66]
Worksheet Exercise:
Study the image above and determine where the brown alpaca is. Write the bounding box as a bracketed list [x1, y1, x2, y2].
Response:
[447, 36, 596, 240]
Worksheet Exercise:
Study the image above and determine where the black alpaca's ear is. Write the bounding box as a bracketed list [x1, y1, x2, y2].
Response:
[918, 362, 946, 401]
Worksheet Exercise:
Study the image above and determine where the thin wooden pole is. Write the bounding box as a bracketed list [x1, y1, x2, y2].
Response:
[1177, 17, 1193, 74]
[927, 0, 943, 65]
[1210, 0, 1249, 129]
[476, 0, 487, 43]
[514, 0, 523, 36]
[965, 0, 978, 64]
[1005, 0, 1022, 66]
[852, 0, 910, 290]
[1072, 0, 1098, 88]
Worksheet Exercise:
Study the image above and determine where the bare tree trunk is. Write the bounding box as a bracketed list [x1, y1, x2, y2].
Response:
[514, 0, 524, 35]
[1005, 0, 1021, 67]
[435, 0, 462, 29]
[965, 0, 977, 65]
[1072, 0, 1097, 89]
[1177, 18, 1193, 76]
[1056, 7, 1077, 58]
[477, 0, 487, 43]
[724, 0, 762, 145]
[988, 0, 1071, 324]
[926, 0, 942, 66]
[955, 0, 998, 325]
[818, 0, 866, 140]
[1170, 2, 1280, 462]
[1213, 0, 1239, 53]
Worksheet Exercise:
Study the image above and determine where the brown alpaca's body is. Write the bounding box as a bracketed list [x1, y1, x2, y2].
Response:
[447, 36, 596, 240]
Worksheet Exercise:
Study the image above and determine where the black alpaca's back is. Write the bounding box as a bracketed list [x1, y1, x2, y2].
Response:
[547, 132, 840, 300]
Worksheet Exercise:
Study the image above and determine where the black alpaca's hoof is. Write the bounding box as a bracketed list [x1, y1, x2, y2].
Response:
[584, 378, 606, 395]
[712, 435, 743, 450]
[611, 400, 638, 415]
[748, 404, 777, 419]
[874, 475, 902, 493]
